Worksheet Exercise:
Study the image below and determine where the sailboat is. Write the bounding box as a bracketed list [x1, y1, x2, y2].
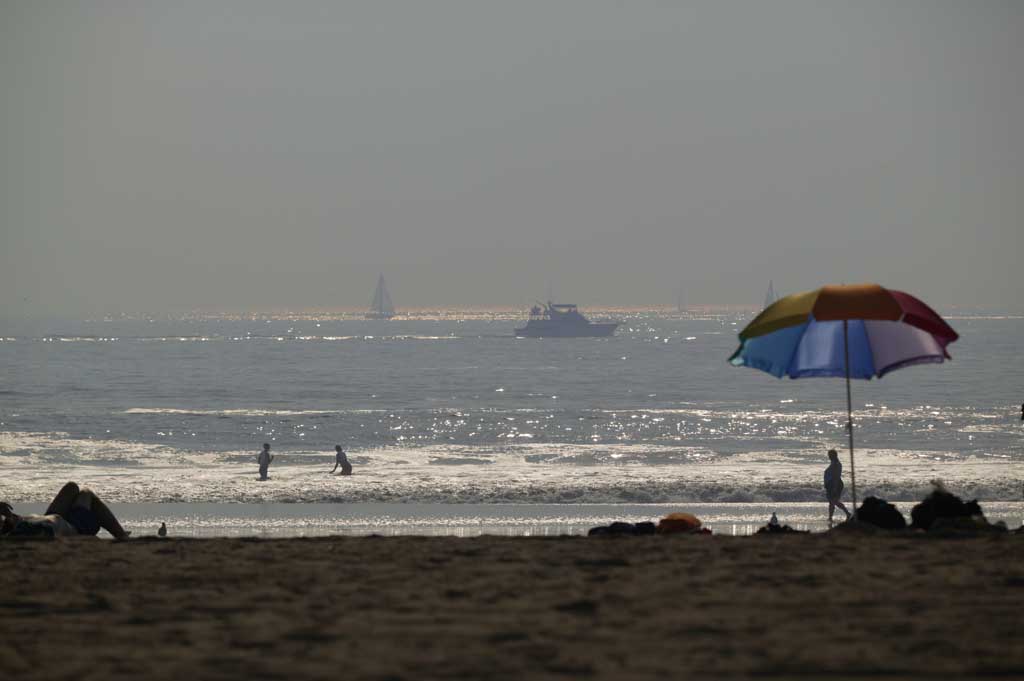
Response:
[365, 274, 396, 319]
[762, 280, 777, 310]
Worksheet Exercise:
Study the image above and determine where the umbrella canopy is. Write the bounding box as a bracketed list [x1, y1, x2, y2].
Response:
[729, 283, 958, 516]
[730, 283, 958, 379]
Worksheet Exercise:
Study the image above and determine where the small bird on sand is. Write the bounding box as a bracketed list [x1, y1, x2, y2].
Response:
[158, 522, 167, 537]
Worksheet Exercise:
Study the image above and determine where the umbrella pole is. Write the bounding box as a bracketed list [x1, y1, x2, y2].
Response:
[843, 320, 858, 518]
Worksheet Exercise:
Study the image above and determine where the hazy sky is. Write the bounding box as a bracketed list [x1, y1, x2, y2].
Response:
[1, 1, 1021, 315]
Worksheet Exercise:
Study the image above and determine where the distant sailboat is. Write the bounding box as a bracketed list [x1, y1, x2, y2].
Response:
[762, 280, 777, 310]
[676, 283, 686, 314]
[366, 274, 396, 319]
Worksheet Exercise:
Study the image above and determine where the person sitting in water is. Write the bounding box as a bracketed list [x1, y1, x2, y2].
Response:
[330, 445, 353, 475]
[824, 449, 852, 525]
[258, 443, 273, 480]
[0, 482, 130, 539]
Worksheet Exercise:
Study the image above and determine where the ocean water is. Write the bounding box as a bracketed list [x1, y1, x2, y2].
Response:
[1, 309, 1022, 519]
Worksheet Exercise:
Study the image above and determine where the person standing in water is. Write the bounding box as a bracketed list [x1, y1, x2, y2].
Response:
[824, 449, 851, 525]
[258, 443, 273, 480]
[331, 445, 352, 475]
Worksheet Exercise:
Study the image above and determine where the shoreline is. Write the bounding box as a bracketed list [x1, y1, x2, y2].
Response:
[3, 532, 1022, 679]
[14, 500, 1024, 538]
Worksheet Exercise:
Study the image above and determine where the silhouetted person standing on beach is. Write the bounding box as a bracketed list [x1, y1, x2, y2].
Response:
[824, 449, 851, 525]
[258, 443, 273, 481]
[331, 445, 352, 475]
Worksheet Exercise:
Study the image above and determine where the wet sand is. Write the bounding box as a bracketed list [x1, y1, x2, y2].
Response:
[2, 532, 1023, 680]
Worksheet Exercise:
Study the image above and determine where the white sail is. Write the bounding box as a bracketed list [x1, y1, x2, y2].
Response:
[367, 274, 395, 318]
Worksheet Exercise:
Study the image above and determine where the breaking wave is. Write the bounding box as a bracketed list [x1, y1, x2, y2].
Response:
[1, 431, 1018, 505]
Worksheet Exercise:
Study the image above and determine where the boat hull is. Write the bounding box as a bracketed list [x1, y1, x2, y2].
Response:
[514, 322, 618, 338]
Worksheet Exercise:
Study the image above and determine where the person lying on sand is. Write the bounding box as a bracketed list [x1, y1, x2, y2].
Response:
[825, 449, 852, 525]
[330, 445, 353, 475]
[0, 482, 131, 540]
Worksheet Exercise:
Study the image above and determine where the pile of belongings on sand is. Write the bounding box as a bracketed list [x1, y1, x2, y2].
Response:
[588, 483, 1016, 537]
[755, 512, 808, 534]
[588, 512, 712, 536]
[838, 481, 1010, 533]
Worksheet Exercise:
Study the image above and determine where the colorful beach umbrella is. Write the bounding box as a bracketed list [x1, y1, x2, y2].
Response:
[729, 283, 958, 514]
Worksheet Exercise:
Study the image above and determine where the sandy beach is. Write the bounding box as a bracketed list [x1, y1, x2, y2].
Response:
[2, 531, 1022, 680]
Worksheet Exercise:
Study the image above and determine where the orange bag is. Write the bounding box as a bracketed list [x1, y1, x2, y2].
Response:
[657, 512, 702, 534]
